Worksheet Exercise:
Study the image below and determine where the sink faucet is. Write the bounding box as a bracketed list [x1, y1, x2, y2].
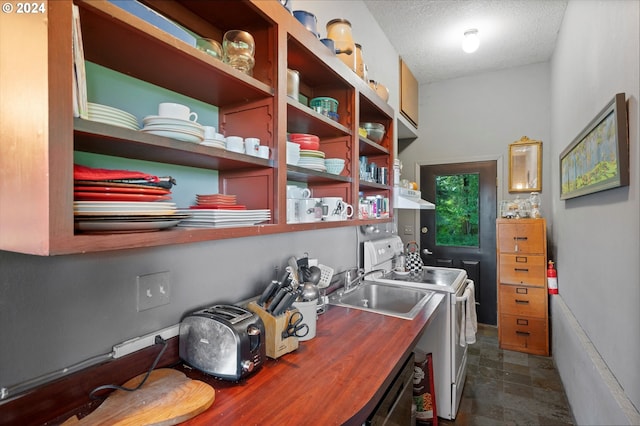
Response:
[343, 268, 387, 294]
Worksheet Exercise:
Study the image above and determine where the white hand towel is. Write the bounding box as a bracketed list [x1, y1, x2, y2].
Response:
[457, 280, 478, 346]
[465, 280, 477, 345]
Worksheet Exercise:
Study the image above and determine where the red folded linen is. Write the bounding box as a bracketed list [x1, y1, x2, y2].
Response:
[74, 164, 159, 182]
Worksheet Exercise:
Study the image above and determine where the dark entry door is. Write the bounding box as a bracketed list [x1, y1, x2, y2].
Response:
[420, 161, 497, 325]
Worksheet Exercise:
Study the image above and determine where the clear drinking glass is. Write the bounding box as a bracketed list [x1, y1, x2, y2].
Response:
[223, 30, 255, 75]
[196, 38, 223, 60]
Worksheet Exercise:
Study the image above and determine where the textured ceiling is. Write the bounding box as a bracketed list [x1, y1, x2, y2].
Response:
[363, 0, 568, 84]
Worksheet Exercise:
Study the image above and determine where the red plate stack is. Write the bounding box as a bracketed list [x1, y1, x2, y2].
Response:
[288, 133, 320, 151]
[192, 194, 246, 210]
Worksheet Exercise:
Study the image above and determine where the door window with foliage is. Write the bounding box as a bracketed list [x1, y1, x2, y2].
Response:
[435, 173, 479, 247]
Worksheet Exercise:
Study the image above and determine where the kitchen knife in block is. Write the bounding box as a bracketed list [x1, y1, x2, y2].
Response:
[61, 369, 214, 425]
[247, 301, 298, 359]
[266, 286, 288, 313]
[257, 280, 279, 307]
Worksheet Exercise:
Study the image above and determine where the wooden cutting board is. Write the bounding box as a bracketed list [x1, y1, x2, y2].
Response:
[62, 369, 215, 426]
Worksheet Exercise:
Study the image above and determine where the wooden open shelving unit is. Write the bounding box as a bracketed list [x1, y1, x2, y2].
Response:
[0, 0, 396, 255]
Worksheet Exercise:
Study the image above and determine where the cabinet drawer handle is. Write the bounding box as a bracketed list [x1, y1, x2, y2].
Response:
[514, 268, 529, 272]
[515, 299, 529, 304]
[516, 331, 531, 336]
[513, 236, 528, 241]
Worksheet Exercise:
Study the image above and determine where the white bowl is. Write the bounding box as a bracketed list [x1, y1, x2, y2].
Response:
[324, 158, 345, 165]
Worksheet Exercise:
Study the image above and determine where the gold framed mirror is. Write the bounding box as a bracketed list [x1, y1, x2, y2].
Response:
[509, 136, 542, 192]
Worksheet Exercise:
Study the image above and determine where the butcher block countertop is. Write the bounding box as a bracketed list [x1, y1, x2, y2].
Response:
[180, 293, 445, 425]
[1, 294, 444, 426]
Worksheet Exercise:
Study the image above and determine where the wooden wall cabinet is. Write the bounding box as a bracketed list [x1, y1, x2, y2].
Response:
[0, 0, 395, 255]
[496, 218, 549, 356]
[399, 59, 418, 128]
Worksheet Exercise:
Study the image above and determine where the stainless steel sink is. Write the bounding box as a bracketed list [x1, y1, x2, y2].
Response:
[328, 281, 434, 320]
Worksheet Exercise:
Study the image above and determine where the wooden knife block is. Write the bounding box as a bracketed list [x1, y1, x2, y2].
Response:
[247, 301, 298, 359]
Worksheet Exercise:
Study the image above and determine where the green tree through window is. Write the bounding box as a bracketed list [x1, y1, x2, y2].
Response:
[435, 173, 479, 247]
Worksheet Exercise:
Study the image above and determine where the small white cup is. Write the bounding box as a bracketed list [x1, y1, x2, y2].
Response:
[203, 126, 216, 140]
[158, 102, 198, 121]
[257, 145, 270, 159]
[244, 138, 260, 156]
[226, 136, 244, 153]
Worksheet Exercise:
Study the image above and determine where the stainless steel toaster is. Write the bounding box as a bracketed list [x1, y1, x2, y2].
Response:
[179, 304, 265, 381]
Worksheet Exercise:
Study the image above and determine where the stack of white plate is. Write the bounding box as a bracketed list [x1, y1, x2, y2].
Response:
[87, 103, 140, 130]
[298, 149, 326, 172]
[140, 116, 204, 143]
[176, 208, 271, 228]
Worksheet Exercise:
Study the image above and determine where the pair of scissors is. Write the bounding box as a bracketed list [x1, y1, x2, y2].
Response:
[281, 311, 309, 339]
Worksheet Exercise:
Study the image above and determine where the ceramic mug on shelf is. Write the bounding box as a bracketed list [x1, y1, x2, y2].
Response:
[244, 138, 260, 156]
[322, 197, 353, 221]
[258, 145, 270, 159]
[286, 198, 298, 223]
[203, 126, 216, 140]
[158, 102, 198, 122]
[297, 198, 323, 223]
[287, 185, 311, 199]
[226, 136, 244, 153]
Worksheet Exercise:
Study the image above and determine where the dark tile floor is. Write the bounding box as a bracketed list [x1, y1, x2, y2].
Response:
[439, 324, 575, 426]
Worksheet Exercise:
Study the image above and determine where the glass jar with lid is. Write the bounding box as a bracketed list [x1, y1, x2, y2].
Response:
[326, 19, 356, 71]
[529, 192, 541, 218]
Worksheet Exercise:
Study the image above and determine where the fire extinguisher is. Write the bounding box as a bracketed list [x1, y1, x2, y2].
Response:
[547, 260, 558, 294]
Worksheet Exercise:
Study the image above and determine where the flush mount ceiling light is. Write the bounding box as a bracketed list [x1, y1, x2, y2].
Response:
[462, 29, 480, 53]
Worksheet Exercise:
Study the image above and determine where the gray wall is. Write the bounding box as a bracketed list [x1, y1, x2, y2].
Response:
[399, 61, 552, 209]
[396, 62, 552, 259]
[549, 0, 640, 423]
[0, 228, 359, 390]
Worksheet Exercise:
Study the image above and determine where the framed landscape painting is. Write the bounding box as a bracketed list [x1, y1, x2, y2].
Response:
[560, 93, 629, 200]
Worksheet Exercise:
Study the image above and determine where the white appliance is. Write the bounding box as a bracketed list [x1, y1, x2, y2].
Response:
[363, 236, 474, 420]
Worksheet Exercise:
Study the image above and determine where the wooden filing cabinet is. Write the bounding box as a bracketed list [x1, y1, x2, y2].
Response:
[496, 218, 549, 356]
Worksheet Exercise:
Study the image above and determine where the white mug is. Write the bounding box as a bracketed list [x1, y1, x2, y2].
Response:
[286, 185, 311, 199]
[158, 102, 198, 122]
[286, 198, 298, 223]
[203, 126, 216, 140]
[322, 197, 353, 221]
[244, 138, 260, 156]
[226, 136, 244, 153]
[297, 198, 323, 222]
[257, 145, 270, 159]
